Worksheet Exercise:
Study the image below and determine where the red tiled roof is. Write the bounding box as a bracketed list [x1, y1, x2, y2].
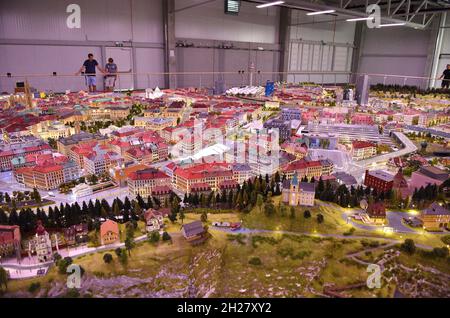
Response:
[33, 164, 63, 173]
[126, 147, 152, 158]
[219, 179, 239, 189]
[128, 168, 170, 181]
[151, 185, 172, 195]
[0, 225, 20, 244]
[367, 202, 386, 218]
[190, 182, 211, 191]
[352, 140, 376, 149]
[175, 163, 232, 180]
[284, 159, 322, 171]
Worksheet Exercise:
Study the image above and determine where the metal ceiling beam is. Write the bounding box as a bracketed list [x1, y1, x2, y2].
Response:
[249, 0, 447, 28]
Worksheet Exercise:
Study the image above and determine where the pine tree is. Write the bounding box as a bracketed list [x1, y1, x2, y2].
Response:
[132, 200, 142, 218]
[8, 209, 19, 226]
[256, 194, 264, 213]
[124, 197, 131, 212]
[211, 193, 217, 208]
[48, 207, 56, 227]
[207, 192, 213, 207]
[274, 171, 281, 183]
[290, 206, 296, 219]
[264, 202, 275, 217]
[0, 208, 7, 225]
[94, 200, 102, 218]
[136, 194, 146, 210]
[228, 190, 234, 209]
[179, 209, 185, 224]
[236, 191, 243, 210]
[220, 190, 227, 205]
[243, 191, 249, 206]
[112, 201, 120, 217]
[32, 188, 41, 204]
[275, 183, 281, 195]
[280, 205, 287, 217]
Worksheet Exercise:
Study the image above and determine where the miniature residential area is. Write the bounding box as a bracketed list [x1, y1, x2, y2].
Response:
[0, 0, 450, 301]
[0, 80, 449, 298]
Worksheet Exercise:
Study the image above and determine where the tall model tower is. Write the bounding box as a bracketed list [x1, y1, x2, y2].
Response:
[356, 75, 369, 106]
[249, 62, 255, 87]
[34, 221, 52, 263]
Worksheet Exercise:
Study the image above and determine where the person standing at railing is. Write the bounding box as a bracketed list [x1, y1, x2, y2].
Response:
[439, 64, 450, 89]
[104, 58, 118, 92]
[75, 53, 106, 93]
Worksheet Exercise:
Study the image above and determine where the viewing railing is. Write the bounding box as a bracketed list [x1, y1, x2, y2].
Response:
[0, 70, 446, 94]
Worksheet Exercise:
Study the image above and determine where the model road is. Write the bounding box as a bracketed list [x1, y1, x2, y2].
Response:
[0, 158, 171, 214]
[345, 132, 418, 181]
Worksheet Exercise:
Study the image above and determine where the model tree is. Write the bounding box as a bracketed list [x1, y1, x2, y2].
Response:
[0, 267, 8, 291]
[103, 253, 113, 264]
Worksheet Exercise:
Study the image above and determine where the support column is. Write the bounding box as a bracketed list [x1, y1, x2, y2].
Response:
[350, 21, 366, 85]
[163, 0, 177, 89]
[278, 7, 291, 83]
[429, 13, 447, 88]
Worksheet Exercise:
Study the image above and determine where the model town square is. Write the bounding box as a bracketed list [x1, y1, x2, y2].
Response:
[0, 0, 449, 301]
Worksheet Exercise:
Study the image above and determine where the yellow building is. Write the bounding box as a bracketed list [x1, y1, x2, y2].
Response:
[420, 202, 450, 232]
[30, 120, 75, 140]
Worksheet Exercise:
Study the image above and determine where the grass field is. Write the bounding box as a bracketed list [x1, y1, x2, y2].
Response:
[242, 197, 354, 235]
[3, 225, 448, 298]
[3, 198, 449, 297]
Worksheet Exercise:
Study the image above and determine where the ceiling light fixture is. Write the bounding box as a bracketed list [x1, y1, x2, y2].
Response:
[379, 23, 406, 27]
[306, 10, 336, 16]
[346, 17, 372, 22]
[256, 1, 285, 8]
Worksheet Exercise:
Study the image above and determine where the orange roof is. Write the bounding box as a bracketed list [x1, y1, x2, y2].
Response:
[100, 219, 119, 238]
[33, 164, 63, 173]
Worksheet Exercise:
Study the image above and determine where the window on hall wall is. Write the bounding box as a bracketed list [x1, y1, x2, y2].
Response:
[288, 41, 353, 73]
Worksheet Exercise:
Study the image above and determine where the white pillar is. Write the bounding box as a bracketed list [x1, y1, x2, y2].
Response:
[54, 233, 59, 252]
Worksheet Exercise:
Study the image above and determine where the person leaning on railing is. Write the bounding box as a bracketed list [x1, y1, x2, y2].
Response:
[104, 58, 118, 92]
[75, 53, 106, 93]
[438, 64, 450, 89]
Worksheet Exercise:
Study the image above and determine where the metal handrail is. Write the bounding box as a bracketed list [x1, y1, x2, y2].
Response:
[0, 70, 350, 78]
[0, 71, 443, 80]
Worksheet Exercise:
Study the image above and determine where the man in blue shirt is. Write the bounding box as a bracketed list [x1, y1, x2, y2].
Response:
[76, 53, 105, 92]
[439, 64, 450, 89]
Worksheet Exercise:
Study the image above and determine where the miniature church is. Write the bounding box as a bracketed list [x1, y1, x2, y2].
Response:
[34, 221, 53, 263]
[282, 172, 316, 207]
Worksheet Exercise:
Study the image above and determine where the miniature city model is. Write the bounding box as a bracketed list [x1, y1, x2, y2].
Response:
[0, 81, 449, 299]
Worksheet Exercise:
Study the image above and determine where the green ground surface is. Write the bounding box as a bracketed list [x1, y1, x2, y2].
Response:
[242, 197, 351, 235]
[3, 201, 449, 298]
